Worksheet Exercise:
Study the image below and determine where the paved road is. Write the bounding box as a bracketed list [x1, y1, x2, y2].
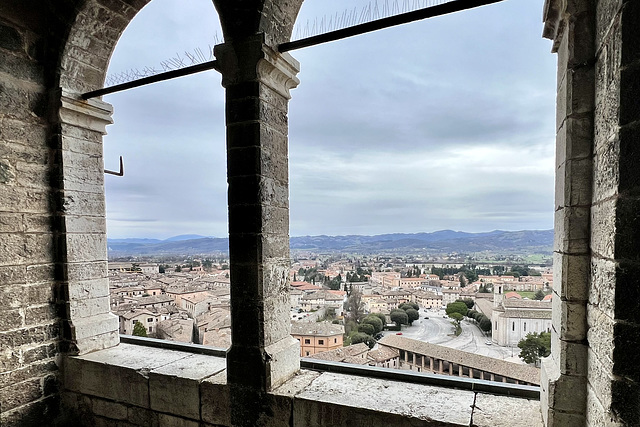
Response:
[382, 309, 522, 363]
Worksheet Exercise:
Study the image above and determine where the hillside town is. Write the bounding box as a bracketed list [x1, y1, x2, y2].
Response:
[108, 255, 553, 384]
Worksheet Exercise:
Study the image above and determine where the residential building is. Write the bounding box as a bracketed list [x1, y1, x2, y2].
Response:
[290, 322, 344, 357]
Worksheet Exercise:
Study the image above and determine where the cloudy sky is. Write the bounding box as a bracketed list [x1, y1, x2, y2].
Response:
[103, 0, 557, 240]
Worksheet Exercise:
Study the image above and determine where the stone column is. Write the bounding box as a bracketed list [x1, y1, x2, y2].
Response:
[540, 0, 594, 425]
[56, 90, 120, 354]
[214, 34, 300, 400]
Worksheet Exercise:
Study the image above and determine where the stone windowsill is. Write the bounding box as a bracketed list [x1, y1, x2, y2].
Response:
[62, 343, 543, 427]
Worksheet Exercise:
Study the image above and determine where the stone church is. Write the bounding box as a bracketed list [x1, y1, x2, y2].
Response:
[0, 0, 637, 426]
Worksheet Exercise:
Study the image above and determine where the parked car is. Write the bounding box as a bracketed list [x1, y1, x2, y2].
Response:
[396, 332, 403, 335]
[485, 340, 492, 346]
[424, 316, 429, 319]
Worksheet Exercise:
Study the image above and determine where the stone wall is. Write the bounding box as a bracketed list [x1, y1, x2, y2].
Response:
[589, 1, 640, 425]
[0, 11, 62, 426]
[542, 0, 640, 426]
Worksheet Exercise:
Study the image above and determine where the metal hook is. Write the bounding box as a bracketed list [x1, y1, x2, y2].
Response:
[105, 156, 124, 176]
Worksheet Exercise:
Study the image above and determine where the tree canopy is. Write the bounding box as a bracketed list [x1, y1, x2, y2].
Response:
[133, 321, 147, 337]
[362, 316, 383, 334]
[350, 332, 376, 349]
[358, 323, 375, 336]
[390, 310, 409, 326]
[446, 302, 468, 318]
[518, 332, 551, 365]
[405, 308, 420, 324]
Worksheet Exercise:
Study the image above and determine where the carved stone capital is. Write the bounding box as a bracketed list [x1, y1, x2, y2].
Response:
[214, 35, 300, 98]
[59, 89, 114, 134]
[257, 45, 300, 99]
[542, 0, 566, 52]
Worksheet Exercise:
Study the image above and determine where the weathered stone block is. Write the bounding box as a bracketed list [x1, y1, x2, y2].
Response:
[24, 233, 54, 265]
[22, 341, 57, 365]
[553, 252, 589, 301]
[64, 215, 106, 235]
[127, 406, 159, 427]
[64, 356, 150, 408]
[552, 296, 587, 341]
[15, 161, 49, 189]
[0, 394, 60, 427]
[589, 257, 616, 319]
[544, 408, 587, 427]
[585, 384, 615, 427]
[201, 371, 230, 426]
[149, 353, 225, 420]
[554, 206, 590, 254]
[66, 278, 110, 300]
[0, 265, 26, 286]
[592, 136, 619, 203]
[66, 261, 108, 282]
[91, 397, 128, 420]
[0, 308, 23, 330]
[556, 157, 592, 208]
[541, 356, 587, 415]
[0, 213, 23, 233]
[590, 199, 615, 258]
[263, 295, 293, 344]
[157, 413, 199, 427]
[226, 175, 288, 208]
[65, 233, 107, 263]
[0, 232, 26, 266]
[596, 0, 622, 53]
[61, 134, 103, 157]
[0, 284, 25, 309]
[68, 295, 111, 319]
[23, 215, 51, 233]
[0, 377, 42, 412]
[24, 303, 56, 326]
[296, 372, 475, 426]
[61, 190, 106, 217]
[594, 56, 621, 150]
[0, 186, 49, 215]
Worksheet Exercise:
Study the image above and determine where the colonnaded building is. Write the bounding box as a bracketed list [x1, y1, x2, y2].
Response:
[0, 1, 638, 426]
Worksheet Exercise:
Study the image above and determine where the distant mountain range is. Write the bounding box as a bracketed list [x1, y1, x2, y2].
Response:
[107, 229, 553, 257]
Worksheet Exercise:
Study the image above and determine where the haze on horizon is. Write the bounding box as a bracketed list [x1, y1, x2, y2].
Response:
[103, 0, 556, 241]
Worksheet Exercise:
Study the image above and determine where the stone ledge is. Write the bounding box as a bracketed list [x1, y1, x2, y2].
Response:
[62, 343, 543, 427]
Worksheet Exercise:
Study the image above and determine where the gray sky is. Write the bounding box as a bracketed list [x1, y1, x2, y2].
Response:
[104, 0, 557, 240]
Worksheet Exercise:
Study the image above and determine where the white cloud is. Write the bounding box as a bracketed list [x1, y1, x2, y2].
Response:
[103, 0, 556, 239]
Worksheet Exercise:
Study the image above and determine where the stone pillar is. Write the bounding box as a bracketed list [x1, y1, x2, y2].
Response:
[469, 368, 473, 379]
[56, 90, 120, 354]
[214, 35, 300, 424]
[438, 360, 443, 374]
[448, 362, 453, 375]
[541, 0, 594, 425]
[458, 365, 463, 377]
